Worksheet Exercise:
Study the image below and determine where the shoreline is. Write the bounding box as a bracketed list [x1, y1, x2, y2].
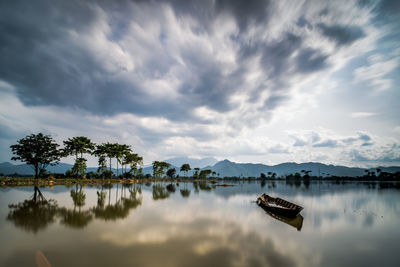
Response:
[1, 177, 399, 187]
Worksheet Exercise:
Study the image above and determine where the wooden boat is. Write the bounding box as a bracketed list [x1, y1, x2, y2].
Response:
[257, 193, 303, 217]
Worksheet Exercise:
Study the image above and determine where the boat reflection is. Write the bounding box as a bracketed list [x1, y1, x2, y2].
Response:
[259, 204, 304, 231]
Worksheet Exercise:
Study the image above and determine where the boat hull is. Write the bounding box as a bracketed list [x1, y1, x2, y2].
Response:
[257, 194, 303, 217]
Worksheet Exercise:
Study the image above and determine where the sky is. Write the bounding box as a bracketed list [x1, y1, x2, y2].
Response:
[0, 0, 399, 168]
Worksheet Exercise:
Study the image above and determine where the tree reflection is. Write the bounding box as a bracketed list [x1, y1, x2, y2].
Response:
[166, 183, 176, 193]
[192, 182, 199, 193]
[180, 182, 191, 198]
[180, 189, 191, 198]
[122, 184, 142, 210]
[7, 184, 144, 232]
[92, 201, 128, 221]
[58, 185, 93, 229]
[7, 186, 58, 233]
[198, 181, 212, 191]
[70, 185, 86, 208]
[152, 184, 170, 200]
[92, 184, 142, 221]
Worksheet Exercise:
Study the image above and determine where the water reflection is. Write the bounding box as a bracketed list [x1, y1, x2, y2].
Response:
[261, 208, 304, 231]
[7, 186, 58, 233]
[152, 184, 170, 200]
[58, 185, 93, 229]
[92, 184, 142, 221]
[166, 183, 176, 193]
[6, 184, 143, 232]
[2, 181, 400, 267]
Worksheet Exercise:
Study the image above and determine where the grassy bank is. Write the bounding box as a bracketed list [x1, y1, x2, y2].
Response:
[0, 177, 225, 187]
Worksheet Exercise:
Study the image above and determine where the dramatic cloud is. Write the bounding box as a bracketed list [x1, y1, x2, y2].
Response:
[317, 23, 365, 46]
[0, 0, 367, 120]
[0, 0, 399, 167]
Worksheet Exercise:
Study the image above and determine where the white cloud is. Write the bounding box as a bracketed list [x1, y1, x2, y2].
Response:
[351, 112, 378, 118]
[354, 54, 399, 92]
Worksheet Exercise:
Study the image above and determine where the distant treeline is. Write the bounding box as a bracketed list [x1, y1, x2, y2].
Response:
[8, 133, 216, 180]
[6, 132, 400, 181]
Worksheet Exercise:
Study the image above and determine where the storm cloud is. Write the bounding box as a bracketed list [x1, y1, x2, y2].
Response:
[0, 0, 342, 123]
[317, 23, 365, 46]
[0, 0, 399, 167]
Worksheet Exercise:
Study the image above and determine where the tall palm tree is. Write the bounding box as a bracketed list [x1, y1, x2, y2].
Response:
[93, 144, 108, 175]
[113, 144, 131, 176]
[104, 142, 117, 174]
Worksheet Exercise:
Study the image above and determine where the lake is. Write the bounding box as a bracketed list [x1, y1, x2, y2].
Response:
[0, 181, 399, 267]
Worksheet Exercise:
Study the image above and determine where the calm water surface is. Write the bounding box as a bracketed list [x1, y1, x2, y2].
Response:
[0, 181, 399, 267]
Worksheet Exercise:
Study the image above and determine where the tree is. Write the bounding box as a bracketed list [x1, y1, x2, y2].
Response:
[199, 169, 212, 179]
[10, 133, 61, 179]
[93, 144, 109, 176]
[103, 142, 116, 173]
[376, 168, 382, 178]
[113, 144, 131, 176]
[122, 152, 143, 176]
[63, 136, 95, 159]
[180, 164, 191, 178]
[63, 136, 95, 178]
[95, 142, 118, 176]
[193, 168, 200, 178]
[301, 170, 312, 178]
[70, 158, 87, 178]
[152, 161, 171, 178]
[166, 168, 176, 179]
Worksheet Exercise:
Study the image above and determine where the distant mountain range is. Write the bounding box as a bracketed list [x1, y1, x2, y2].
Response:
[1, 158, 399, 177]
[0, 162, 103, 176]
[164, 157, 218, 169]
[208, 160, 400, 177]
